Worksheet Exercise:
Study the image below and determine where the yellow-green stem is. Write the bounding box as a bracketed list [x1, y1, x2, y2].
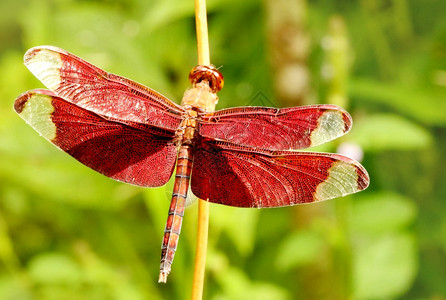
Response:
[191, 0, 213, 299]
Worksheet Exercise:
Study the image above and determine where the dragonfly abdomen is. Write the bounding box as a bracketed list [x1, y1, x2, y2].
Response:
[159, 144, 194, 282]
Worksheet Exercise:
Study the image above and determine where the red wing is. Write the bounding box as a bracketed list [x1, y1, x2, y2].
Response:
[191, 139, 369, 207]
[198, 105, 352, 151]
[14, 90, 177, 187]
[23, 46, 184, 131]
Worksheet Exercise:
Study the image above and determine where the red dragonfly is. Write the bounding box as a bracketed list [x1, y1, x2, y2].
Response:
[14, 46, 369, 283]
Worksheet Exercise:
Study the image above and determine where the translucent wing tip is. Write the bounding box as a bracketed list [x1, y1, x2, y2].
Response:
[24, 45, 65, 61]
[23, 46, 64, 91]
[14, 90, 57, 141]
[14, 91, 30, 114]
[309, 105, 353, 147]
[314, 157, 370, 202]
[355, 160, 370, 191]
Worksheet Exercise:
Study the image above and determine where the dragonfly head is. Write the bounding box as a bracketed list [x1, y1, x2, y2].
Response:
[189, 65, 224, 93]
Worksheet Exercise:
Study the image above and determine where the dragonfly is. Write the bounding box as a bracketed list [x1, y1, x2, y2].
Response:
[14, 46, 369, 283]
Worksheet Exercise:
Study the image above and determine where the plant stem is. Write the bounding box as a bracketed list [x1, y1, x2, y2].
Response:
[191, 0, 212, 299]
[195, 0, 210, 66]
[191, 200, 210, 300]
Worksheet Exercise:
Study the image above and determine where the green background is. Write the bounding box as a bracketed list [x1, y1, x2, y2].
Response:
[1, 0, 445, 299]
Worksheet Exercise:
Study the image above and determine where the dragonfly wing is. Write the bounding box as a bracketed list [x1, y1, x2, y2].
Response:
[198, 105, 352, 151]
[15, 90, 177, 187]
[23, 46, 184, 131]
[191, 140, 369, 207]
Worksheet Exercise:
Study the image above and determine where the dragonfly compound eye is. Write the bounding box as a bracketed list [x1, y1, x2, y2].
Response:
[189, 65, 224, 93]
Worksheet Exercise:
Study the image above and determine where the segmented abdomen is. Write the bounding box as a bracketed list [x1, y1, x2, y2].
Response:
[159, 144, 194, 282]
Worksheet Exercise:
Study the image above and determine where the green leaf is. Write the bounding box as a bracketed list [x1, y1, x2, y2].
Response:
[211, 206, 259, 256]
[213, 265, 290, 300]
[350, 78, 446, 126]
[350, 191, 417, 234]
[348, 113, 433, 152]
[352, 233, 417, 299]
[28, 253, 82, 284]
[275, 231, 325, 271]
[0, 275, 31, 300]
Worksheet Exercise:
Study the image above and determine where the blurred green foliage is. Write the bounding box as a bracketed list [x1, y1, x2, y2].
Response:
[1, 0, 445, 299]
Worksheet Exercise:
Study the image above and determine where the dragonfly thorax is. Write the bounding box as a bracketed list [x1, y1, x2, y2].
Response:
[174, 108, 199, 147]
[181, 83, 218, 111]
